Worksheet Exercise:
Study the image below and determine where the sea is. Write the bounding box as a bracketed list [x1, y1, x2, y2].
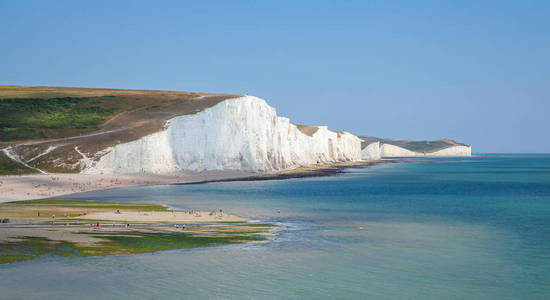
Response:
[1, 154, 549, 299]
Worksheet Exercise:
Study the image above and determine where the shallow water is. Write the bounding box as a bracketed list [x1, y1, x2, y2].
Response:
[1, 155, 549, 299]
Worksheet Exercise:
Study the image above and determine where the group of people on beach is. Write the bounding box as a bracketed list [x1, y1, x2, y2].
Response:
[208, 209, 224, 216]
[174, 224, 186, 230]
[89, 222, 131, 230]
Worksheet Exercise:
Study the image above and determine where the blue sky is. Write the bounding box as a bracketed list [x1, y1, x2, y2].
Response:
[1, 0, 548, 153]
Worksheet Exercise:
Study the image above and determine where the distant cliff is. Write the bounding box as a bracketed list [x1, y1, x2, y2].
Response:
[359, 136, 471, 159]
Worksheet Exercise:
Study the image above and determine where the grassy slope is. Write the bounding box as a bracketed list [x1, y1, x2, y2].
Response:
[0, 86, 198, 142]
[0, 97, 117, 141]
[0, 151, 36, 175]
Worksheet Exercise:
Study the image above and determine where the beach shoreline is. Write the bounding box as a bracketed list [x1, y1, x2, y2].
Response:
[0, 159, 397, 202]
[179, 159, 399, 184]
[0, 199, 278, 264]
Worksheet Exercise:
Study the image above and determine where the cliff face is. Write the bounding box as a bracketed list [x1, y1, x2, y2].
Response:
[380, 144, 421, 157]
[379, 143, 471, 157]
[84, 96, 362, 174]
[361, 142, 381, 160]
[359, 135, 472, 158]
[425, 145, 472, 157]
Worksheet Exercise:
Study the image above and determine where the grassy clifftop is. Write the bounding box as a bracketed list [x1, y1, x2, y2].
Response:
[1, 96, 118, 141]
[0, 86, 239, 174]
[0, 86, 213, 142]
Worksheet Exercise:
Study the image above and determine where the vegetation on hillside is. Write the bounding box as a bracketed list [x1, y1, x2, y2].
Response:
[0, 86, 203, 143]
[0, 151, 36, 175]
[0, 97, 117, 141]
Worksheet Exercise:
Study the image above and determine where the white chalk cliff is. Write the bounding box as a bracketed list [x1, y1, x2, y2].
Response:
[361, 142, 381, 160]
[379, 144, 471, 157]
[379, 144, 422, 157]
[425, 145, 472, 157]
[84, 96, 362, 174]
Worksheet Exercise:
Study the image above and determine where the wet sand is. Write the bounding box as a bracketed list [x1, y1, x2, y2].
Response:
[76, 211, 245, 223]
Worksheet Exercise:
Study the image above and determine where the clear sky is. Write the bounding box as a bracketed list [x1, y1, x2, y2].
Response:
[1, 1, 549, 153]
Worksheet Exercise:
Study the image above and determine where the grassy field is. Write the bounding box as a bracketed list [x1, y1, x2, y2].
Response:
[0, 86, 202, 142]
[0, 96, 117, 141]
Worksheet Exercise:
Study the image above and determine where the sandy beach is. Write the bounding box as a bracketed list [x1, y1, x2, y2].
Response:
[0, 171, 255, 203]
[0, 160, 387, 203]
[0, 197, 275, 262]
[76, 210, 245, 223]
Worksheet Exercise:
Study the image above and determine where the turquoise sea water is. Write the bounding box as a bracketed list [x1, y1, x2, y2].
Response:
[1, 155, 549, 299]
